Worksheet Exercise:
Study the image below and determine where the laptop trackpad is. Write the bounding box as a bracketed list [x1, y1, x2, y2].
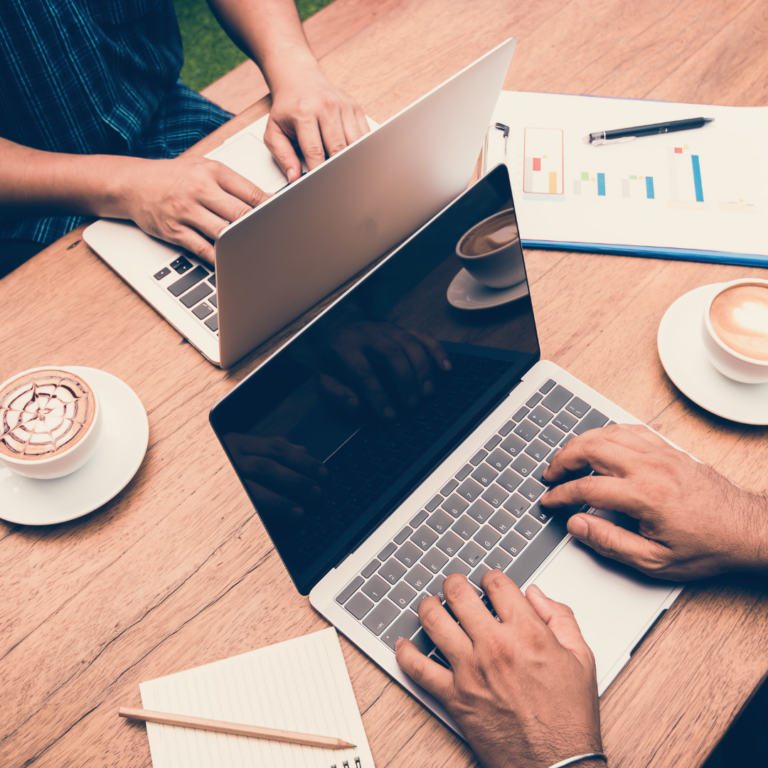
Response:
[531, 538, 676, 687]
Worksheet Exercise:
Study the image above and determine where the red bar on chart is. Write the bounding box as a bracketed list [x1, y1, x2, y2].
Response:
[674, 147, 683, 154]
[533, 158, 541, 171]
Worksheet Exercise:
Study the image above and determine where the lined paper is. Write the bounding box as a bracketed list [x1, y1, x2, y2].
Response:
[140, 628, 374, 768]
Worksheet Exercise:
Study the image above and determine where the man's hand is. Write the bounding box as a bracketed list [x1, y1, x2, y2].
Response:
[541, 424, 768, 580]
[396, 572, 602, 768]
[118, 155, 270, 265]
[263, 64, 369, 182]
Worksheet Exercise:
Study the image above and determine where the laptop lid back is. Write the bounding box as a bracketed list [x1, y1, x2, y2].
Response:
[215, 39, 516, 368]
[210, 166, 540, 594]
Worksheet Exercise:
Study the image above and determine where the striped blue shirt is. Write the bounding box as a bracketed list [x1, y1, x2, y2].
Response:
[0, 0, 232, 246]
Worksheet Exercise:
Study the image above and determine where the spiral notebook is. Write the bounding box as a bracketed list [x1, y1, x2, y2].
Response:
[140, 628, 374, 768]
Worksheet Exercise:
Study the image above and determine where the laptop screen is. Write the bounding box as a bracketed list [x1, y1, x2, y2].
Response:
[210, 165, 540, 594]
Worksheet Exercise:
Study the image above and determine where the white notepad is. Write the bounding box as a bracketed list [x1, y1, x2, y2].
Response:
[140, 628, 375, 768]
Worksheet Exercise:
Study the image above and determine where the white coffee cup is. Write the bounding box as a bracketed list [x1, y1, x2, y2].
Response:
[456, 210, 526, 289]
[0, 367, 102, 479]
[702, 278, 768, 384]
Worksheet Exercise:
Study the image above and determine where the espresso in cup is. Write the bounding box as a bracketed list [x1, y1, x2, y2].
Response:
[709, 283, 768, 362]
[456, 210, 525, 289]
[0, 369, 99, 476]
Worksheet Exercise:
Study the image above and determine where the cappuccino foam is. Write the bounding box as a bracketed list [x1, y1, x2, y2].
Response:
[709, 283, 768, 362]
[460, 211, 519, 256]
[0, 370, 95, 460]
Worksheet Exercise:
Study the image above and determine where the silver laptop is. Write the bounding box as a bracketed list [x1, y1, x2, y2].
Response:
[209, 165, 682, 735]
[83, 39, 517, 368]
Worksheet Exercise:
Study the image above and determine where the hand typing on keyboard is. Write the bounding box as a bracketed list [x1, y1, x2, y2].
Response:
[395, 571, 603, 768]
[541, 423, 768, 580]
[316, 321, 451, 419]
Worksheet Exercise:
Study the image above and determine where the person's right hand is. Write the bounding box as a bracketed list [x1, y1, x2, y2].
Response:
[118, 155, 270, 264]
[541, 424, 768, 580]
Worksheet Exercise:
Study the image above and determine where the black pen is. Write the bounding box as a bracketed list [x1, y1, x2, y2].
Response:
[584, 117, 714, 145]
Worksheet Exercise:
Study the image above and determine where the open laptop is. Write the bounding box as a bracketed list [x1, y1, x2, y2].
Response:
[209, 165, 682, 734]
[83, 39, 517, 369]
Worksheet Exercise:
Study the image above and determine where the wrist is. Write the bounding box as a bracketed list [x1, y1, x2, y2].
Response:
[729, 490, 768, 572]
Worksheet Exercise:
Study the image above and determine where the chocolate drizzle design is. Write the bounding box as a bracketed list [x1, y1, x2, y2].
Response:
[0, 371, 94, 460]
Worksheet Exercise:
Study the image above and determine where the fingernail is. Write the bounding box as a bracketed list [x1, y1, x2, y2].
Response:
[395, 638, 405, 651]
[423, 381, 434, 395]
[527, 583, 542, 596]
[383, 407, 396, 419]
[569, 516, 589, 539]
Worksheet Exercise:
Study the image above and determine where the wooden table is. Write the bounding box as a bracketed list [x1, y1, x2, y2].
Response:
[2, 1, 768, 766]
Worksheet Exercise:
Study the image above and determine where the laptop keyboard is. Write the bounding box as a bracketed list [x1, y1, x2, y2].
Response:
[152, 254, 219, 335]
[335, 376, 612, 668]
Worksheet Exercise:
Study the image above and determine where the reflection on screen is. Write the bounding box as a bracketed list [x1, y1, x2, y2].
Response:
[211, 166, 540, 594]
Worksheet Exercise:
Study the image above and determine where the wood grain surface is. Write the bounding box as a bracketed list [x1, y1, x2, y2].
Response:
[2, 1, 768, 767]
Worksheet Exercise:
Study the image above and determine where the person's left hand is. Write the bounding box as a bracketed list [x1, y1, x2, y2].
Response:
[263, 65, 369, 182]
[396, 571, 603, 768]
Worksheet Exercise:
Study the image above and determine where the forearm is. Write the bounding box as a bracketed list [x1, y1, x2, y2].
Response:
[728, 489, 768, 573]
[207, 0, 320, 89]
[0, 136, 137, 219]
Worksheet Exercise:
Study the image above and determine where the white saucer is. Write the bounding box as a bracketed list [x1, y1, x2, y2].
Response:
[0, 367, 149, 525]
[657, 284, 768, 425]
[447, 268, 529, 310]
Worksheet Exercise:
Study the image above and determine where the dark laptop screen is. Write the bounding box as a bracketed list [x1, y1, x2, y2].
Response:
[210, 166, 540, 594]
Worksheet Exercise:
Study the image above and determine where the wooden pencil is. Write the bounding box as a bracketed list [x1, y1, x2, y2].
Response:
[119, 707, 356, 749]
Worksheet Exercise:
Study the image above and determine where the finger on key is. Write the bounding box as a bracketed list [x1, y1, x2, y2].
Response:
[544, 433, 639, 482]
[441, 574, 498, 642]
[417, 595, 472, 665]
[480, 569, 538, 624]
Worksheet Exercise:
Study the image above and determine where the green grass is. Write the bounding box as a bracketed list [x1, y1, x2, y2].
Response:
[174, 0, 337, 92]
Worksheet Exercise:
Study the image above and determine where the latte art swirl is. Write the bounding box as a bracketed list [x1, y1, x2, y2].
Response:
[0, 371, 95, 460]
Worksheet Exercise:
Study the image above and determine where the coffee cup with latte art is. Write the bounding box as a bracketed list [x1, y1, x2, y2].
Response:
[0, 367, 102, 479]
[456, 209, 526, 289]
[702, 279, 768, 384]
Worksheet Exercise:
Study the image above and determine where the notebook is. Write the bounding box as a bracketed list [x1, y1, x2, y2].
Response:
[140, 628, 375, 768]
[482, 91, 768, 267]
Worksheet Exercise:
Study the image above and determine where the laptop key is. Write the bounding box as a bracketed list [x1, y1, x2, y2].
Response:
[470, 449, 488, 466]
[154, 267, 171, 280]
[209, 293, 217, 308]
[541, 385, 573, 413]
[452, 514, 480, 540]
[411, 525, 439, 551]
[394, 541, 422, 567]
[531, 463, 549, 483]
[481, 484, 509, 508]
[411, 628, 435, 655]
[379, 558, 407, 584]
[472, 464, 499, 487]
[524, 438, 549, 462]
[192, 303, 214, 320]
[421, 547, 449, 574]
[204, 313, 218, 332]
[436, 531, 464, 557]
[405, 564, 432, 591]
[528, 405, 554, 427]
[466, 498, 494, 524]
[381, 610, 421, 650]
[378, 542, 397, 561]
[519, 477, 546, 503]
[511, 453, 538, 477]
[426, 575, 446, 599]
[362, 575, 390, 601]
[208, 274, 216, 287]
[411, 591, 430, 611]
[394, 526, 412, 545]
[553, 410, 578, 432]
[529, 501, 552, 524]
[499, 420, 515, 436]
[560, 433, 576, 447]
[526, 392, 543, 408]
[469, 563, 492, 588]
[410, 509, 429, 527]
[442, 559, 471, 578]
[425, 496, 443, 513]
[456, 464, 473, 481]
[363, 599, 399, 636]
[336, 576, 364, 605]
[573, 408, 609, 435]
[504, 517, 569, 588]
[565, 397, 590, 419]
[499, 530, 528, 556]
[345, 591, 374, 620]
[388, 581, 417, 609]
[457, 478, 483, 502]
[441, 479, 459, 496]
[168, 265, 208, 296]
[459, 541, 487, 567]
[539, 379, 556, 394]
[487, 447, 513, 470]
[512, 406, 529, 422]
[514, 419, 539, 442]
[170, 255, 193, 273]
[474, 525, 502, 550]
[180, 282, 212, 308]
[503, 493, 530, 518]
[484, 547, 513, 571]
[441, 493, 469, 517]
[514, 514, 543, 540]
[484, 435, 502, 451]
[539, 423, 565, 447]
[497, 467, 524, 493]
[489, 508, 516, 534]
[499, 433, 526, 457]
[362, 560, 379, 578]
[426, 509, 453, 533]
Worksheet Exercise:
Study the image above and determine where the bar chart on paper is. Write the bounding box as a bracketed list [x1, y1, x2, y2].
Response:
[523, 128, 563, 195]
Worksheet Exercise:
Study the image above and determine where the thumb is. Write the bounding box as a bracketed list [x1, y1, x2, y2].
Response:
[526, 584, 594, 670]
[568, 513, 667, 574]
[263, 119, 301, 183]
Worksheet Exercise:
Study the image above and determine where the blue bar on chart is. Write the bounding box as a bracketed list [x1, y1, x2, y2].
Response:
[597, 173, 606, 196]
[646, 176, 655, 199]
[691, 155, 704, 202]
